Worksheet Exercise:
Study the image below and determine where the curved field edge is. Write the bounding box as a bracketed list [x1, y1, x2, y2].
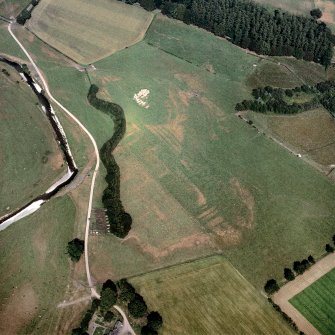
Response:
[0, 61, 67, 218]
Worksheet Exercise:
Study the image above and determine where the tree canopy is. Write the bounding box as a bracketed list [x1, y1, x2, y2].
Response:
[128, 293, 148, 318]
[264, 279, 279, 295]
[120, 0, 333, 67]
[67, 238, 84, 262]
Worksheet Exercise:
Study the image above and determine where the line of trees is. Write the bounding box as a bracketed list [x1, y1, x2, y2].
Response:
[120, 0, 334, 67]
[236, 80, 335, 115]
[87, 84, 132, 238]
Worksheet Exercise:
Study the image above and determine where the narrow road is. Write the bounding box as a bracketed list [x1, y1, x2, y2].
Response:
[7, 23, 136, 335]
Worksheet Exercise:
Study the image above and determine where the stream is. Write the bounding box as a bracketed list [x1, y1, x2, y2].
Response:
[0, 56, 78, 230]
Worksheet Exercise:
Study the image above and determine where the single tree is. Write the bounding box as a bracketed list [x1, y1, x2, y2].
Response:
[284, 268, 295, 281]
[71, 328, 83, 335]
[325, 244, 334, 253]
[264, 279, 279, 295]
[147, 311, 163, 331]
[141, 325, 158, 335]
[128, 293, 148, 318]
[100, 287, 117, 312]
[67, 238, 84, 262]
[102, 279, 117, 294]
[117, 278, 136, 302]
[332, 234, 335, 244]
[310, 8, 322, 19]
[104, 311, 115, 322]
[307, 255, 315, 264]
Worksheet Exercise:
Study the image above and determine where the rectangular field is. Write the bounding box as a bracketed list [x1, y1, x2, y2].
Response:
[27, 0, 153, 64]
[290, 267, 335, 335]
[130, 256, 295, 335]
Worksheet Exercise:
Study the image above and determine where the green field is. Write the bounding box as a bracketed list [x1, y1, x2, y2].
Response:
[130, 256, 295, 334]
[27, 0, 153, 64]
[290, 267, 335, 335]
[0, 196, 76, 335]
[0, 62, 66, 218]
[0, 0, 31, 18]
[11, 15, 335, 291]
[87, 16, 335, 289]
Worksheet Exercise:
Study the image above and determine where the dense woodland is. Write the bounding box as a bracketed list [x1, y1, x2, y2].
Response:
[235, 81, 335, 115]
[87, 85, 132, 239]
[122, 0, 334, 67]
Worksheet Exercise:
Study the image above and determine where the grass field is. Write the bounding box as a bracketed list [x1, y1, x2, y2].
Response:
[290, 267, 335, 335]
[246, 108, 335, 168]
[27, 0, 153, 64]
[86, 16, 335, 289]
[11, 14, 335, 290]
[130, 256, 295, 334]
[0, 0, 31, 18]
[0, 61, 66, 218]
[0, 196, 76, 335]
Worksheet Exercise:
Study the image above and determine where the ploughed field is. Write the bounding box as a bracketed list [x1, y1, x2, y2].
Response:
[27, 0, 154, 64]
[130, 256, 295, 335]
[290, 267, 335, 335]
[0, 62, 66, 218]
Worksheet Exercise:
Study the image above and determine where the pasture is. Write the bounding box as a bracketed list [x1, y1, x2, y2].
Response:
[27, 0, 153, 64]
[0, 62, 66, 218]
[0, 0, 30, 18]
[130, 256, 295, 334]
[290, 267, 335, 335]
[9, 17, 335, 292]
[87, 16, 335, 289]
[0, 196, 77, 335]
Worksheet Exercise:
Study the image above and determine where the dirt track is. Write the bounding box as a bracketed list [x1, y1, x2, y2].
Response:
[273, 252, 335, 335]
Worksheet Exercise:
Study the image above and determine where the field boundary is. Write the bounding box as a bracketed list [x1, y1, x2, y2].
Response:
[273, 252, 335, 335]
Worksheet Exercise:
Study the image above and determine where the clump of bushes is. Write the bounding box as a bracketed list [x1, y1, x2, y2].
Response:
[236, 80, 335, 116]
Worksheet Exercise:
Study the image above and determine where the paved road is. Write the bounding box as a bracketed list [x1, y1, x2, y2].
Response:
[7, 23, 136, 335]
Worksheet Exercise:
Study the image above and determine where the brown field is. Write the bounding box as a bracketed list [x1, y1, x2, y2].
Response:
[246, 108, 335, 169]
[27, 0, 154, 64]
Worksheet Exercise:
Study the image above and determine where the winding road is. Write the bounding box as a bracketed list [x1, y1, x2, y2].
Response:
[7, 23, 135, 335]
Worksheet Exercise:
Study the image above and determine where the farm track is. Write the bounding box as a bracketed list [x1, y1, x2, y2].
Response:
[7, 23, 135, 335]
[273, 252, 335, 335]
